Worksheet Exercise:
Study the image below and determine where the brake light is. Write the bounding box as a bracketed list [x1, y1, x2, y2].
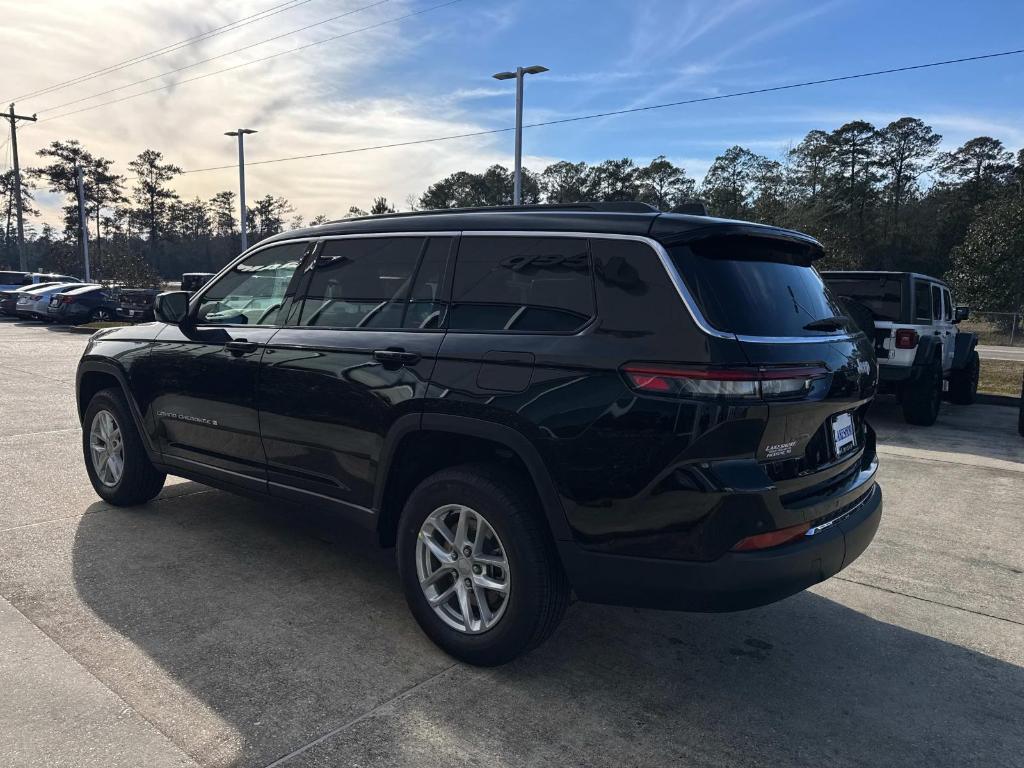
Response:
[732, 522, 810, 552]
[61, 295, 75, 304]
[622, 364, 828, 400]
[894, 329, 918, 349]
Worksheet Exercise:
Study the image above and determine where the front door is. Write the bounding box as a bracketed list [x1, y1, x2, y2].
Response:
[257, 234, 454, 515]
[142, 240, 309, 491]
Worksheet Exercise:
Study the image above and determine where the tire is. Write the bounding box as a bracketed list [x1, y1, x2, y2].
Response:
[91, 308, 114, 322]
[396, 463, 569, 666]
[83, 388, 166, 505]
[902, 357, 943, 426]
[948, 350, 980, 405]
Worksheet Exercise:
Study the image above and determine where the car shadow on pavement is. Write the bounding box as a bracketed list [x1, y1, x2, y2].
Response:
[56, 487, 1022, 768]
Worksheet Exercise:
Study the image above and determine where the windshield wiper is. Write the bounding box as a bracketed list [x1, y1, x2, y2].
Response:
[803, 316, 847, 331]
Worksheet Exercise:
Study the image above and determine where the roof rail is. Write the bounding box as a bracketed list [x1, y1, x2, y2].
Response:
[328, 201, 659, 224]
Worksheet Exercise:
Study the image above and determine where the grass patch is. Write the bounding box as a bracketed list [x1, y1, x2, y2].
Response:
[979, 358, 1024, 397]
[79, 321, 130, 330]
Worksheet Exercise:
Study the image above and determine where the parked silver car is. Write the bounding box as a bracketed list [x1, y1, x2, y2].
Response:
[15, 282, 95, 320]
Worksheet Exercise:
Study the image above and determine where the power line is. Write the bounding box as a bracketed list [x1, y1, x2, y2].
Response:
[174, 46, 1024, 175]
[4, 0, 317, 104]
[34, 0, 461, 124]
[35, 0, 392, 115]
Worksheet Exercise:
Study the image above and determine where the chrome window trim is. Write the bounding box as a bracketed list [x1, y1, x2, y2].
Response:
[191, 236, 319, 311]
[207, 229, 859, 345]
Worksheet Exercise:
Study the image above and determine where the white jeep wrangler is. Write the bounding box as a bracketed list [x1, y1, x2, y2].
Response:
[821, 271, 980, 426]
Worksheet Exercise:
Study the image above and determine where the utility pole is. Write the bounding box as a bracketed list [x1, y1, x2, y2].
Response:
[5, 103, 37, 271]
[76, 165, 91, 282]
[492, 66, 548, 205]
[225, 128, 257, 252]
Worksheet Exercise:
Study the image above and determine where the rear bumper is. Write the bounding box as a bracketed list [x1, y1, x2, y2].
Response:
[558, 482, 881, 612]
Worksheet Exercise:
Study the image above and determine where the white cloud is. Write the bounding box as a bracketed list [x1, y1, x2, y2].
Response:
[0, 0, 514, 226]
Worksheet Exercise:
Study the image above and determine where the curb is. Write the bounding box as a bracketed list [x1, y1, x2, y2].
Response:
[976, 392, 1021, 407]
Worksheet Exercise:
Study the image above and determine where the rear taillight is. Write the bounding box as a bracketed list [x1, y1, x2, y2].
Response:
[622, 364, 828, 401]
[61, 296, 75, 304]
[894, 329, 918, 349]
[732, 522, 810, 552]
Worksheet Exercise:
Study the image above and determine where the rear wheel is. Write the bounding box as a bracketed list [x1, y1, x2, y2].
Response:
[83, 388, 166, 505]
[948, 350, 980, 405]
[396, 464, 569, 666]
[902, 358, 943, 426]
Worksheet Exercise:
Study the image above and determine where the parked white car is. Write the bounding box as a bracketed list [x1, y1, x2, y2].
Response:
[822, 271, 979, 426]
[16, 282, 95, 321]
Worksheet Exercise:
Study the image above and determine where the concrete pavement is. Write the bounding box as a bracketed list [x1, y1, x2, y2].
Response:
[978, 344, 1024, 362]
[1, 320, 1021, 768]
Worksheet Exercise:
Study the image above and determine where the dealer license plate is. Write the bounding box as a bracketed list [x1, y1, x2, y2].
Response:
[831, 412, 856, 457]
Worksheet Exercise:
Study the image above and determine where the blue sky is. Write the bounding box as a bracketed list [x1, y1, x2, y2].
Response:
[2, 0, 1022, 223]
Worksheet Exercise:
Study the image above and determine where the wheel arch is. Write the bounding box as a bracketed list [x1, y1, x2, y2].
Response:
[374, 414, 572, 548]
[952, 332, 979, 370]
[912, 334, 943, 366]
[76, 360, 158, 460]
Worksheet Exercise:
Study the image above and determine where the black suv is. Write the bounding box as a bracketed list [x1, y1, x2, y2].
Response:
[76, 203, 882, 665]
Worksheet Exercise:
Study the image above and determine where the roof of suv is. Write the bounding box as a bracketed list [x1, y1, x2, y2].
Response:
[821, 270, 950, 288]
[259, 203, 824, 253]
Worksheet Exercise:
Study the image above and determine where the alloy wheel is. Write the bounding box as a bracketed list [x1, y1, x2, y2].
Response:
[89, 409, 124, 487]
[415, 504, 510, 634]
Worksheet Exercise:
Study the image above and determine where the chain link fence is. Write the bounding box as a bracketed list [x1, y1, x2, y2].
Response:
[959, 311, 1023, 347]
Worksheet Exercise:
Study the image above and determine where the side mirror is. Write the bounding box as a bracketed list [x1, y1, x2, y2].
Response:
[954, 306, 970, 323]
[154, 291, 190, 325]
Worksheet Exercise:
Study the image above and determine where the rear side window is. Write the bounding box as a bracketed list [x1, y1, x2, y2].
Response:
[822, 276, 903, 322]
[931, 285, 943, 321]
[942, 289, 952, 321]
[668, 236, 849, 337]
[0, 271, 30, 285]
[300, 237, 450, 329]
[914, 280, 932, 323]
[449, 236, 594, 333]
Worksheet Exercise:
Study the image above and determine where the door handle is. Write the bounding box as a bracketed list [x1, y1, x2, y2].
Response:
[225, 339, 260, 356]
[373, 349, 420, 366]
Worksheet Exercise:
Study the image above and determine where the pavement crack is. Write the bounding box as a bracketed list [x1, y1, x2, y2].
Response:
[263, 662, 460, 768]
[834, 575, 1023, 626]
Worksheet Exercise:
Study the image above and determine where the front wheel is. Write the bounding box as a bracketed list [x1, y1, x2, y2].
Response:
[902, 358, 943, 426]
[83, 388, 166, 505]
[396, 464, 569, 666]
[91, 308, 114, 322]
[948, 350, 980, 405]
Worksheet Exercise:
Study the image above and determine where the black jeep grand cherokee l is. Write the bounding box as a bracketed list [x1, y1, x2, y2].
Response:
[76, 203, 881, 665]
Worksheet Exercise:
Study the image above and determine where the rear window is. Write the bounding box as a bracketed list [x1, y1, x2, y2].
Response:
[668, 236, 849, 337]
[822, 276, 903, 322]
[0, 271, 30, 285]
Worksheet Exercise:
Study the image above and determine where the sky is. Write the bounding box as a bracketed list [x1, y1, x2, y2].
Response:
[1, 0, 1022, 229]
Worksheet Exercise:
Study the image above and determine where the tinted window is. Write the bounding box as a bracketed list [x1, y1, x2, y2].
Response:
[942, 289, 952, 321]
[931, 285, 943, 321]
[196, 241, 306, 325]
[914, 280, 932, 323]
[822, 276, 903, 322]
[449, 237, 593, 333]
[301, 237, 450, 329]
[669, 236, 850, 336]
[0, 271, 30, 285]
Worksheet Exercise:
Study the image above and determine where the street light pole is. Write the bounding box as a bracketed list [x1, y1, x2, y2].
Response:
[225, 128, 257, 252]
[493, 65, 548, 206]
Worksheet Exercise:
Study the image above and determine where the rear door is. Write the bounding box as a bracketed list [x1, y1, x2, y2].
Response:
[667, 235, 877, 476]
[257, 234, 454, 513]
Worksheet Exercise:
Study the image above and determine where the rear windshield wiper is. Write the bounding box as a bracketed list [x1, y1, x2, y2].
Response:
[803, 316, 848, 331]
